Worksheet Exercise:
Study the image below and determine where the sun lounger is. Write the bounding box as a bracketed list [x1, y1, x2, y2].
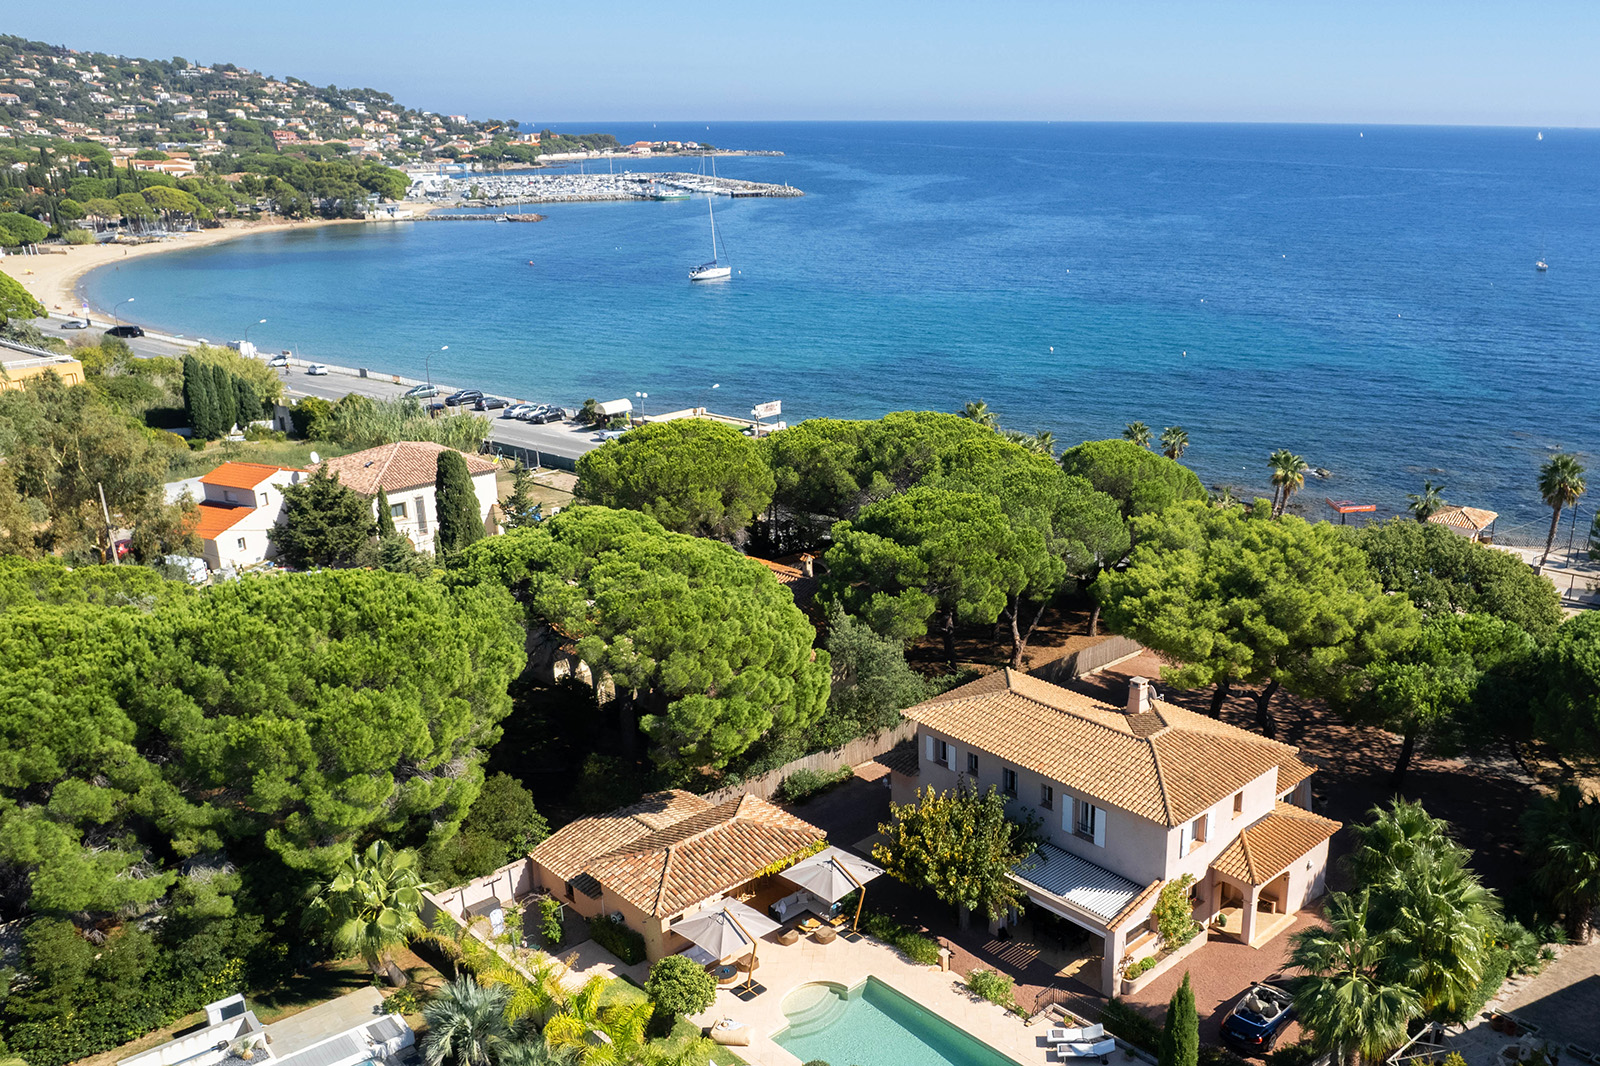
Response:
[1055, 1038, 1117, 1063]
[710, 1020, 751, 1047]
[1047, 1025, 1105, 1045]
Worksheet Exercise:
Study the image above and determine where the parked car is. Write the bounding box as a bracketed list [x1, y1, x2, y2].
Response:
[105, 324, 144, 338]
[503, 404, 536, 420]
[404, 383, 440, 399]
[267, 354, 290, 368]
[475, 396, 508, 411]
[527, 406, 566, 424]
[306, 364, 330, 376]
[593, 429, 627, 442]
[425, 401, 447, 415]
[60, 318, 91, 330]
[444, 389, 484, 407]
[1220, 984, 1295, 1056]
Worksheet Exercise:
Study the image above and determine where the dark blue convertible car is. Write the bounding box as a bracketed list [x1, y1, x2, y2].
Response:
[1220, 983, 1296, 1056]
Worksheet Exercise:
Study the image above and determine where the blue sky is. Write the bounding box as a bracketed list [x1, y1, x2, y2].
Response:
[10, 1, 1597, 125]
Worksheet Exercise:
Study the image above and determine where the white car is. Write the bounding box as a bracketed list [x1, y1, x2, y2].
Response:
[306, 364, 329, 376]
[267, 354, 290, 368]
[593, 429, 627, 442]
[404, 383, 440, 399]
[503, 403, 536, 420]
[60, 318, 91, 330]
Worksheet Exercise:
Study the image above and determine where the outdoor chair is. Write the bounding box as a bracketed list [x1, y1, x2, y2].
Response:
[1047, 1024, 1105, 1045]
[777, 929, 801, 946]
[813, 925, 837, 944]
[1055, 1038, 1117, 1063]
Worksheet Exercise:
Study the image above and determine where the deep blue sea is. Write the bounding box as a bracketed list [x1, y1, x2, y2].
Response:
[85, 122, 1600, 529]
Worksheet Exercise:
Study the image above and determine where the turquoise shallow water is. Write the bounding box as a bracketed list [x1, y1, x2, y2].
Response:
[775, 979, 1020, 1066]
[84, 122, 1600, 528]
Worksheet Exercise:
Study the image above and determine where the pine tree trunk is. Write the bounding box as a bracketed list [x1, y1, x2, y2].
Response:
[1008, 597, 1025, 669]
[1088, 601, 1101, 637]
[942, 609, 958, 666]
[1209, 678, 1231, 719]
[1391, 728, 1417, 789]
[1253, 679, 1280, 739]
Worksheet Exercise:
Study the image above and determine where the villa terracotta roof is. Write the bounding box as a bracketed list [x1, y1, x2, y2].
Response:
[906, 668, 1313, 827]
[192, 502, 251, 539]
[311, 442, 496, 496]
[199, 462, 300, 490]
[1427, 505, 1499, 533]
[533, 791, 826, 918]
[874, 740, 920, 778]
[1211, 802, 1342, 886]
[750, 557, 819, 605]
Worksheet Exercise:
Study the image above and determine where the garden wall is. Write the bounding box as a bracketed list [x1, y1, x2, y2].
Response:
[701, 720, 919, 805]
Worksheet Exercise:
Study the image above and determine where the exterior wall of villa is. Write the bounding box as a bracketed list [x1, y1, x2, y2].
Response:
[1162, 766, 1280, 884]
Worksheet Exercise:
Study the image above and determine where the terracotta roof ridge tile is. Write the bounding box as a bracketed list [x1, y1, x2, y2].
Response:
[1147, 736, 1176, 827]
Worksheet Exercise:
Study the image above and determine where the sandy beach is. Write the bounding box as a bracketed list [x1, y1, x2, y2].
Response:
[0, 208, 432, 320]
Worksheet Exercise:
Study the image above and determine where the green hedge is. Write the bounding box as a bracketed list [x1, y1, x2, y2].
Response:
[1101, 997, 1162, 1054]
[776, 767, 854, 804]
[588, 914, 647, 965]
[859, 912, 941, 966]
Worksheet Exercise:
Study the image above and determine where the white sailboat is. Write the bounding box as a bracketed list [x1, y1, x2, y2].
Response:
[689, 195, 731, 281]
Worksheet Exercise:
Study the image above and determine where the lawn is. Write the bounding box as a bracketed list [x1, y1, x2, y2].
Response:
[495, 468, 576, 511]
[166, 439, 358, 481]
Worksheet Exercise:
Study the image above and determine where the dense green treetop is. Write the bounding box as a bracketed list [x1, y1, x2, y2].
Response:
[0, 268, 45, 322]
[1096, 500, 1419, 733]
[1058, 438, 1208, 517]
[1354, 519, 1562, 640]
[577, 419, 776, 540]
[873, 784, 1041, 923]
[448, 506, 828, 774]
[1527, 611, 1600, 755]
[272, 467, 374, 569]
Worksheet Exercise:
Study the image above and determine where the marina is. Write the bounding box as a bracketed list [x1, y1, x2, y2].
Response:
[410, 170, 804, 206]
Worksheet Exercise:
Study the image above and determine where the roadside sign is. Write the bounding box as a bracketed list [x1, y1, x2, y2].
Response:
[751, 400, 782, 419]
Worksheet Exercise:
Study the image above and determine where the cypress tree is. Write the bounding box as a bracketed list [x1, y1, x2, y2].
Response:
[182, 354, 216, 438]
[1158, 972, 1198, 1066]
[234, 375, 260, 430]
[209, 362, 238, 435]
[434, 449, 484, 555]
[376, 486, 397, 538]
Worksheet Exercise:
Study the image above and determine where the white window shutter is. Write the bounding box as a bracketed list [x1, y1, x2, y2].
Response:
[946, 746, 957, 771]
[1062, 795, 1074, 833]
[1179, 820, 1192, 857]
[1093, 806, 1106, 848]
[925, 734, 934, 761]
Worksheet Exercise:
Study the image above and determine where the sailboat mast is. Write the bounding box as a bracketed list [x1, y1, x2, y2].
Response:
[707, 196, 718, 261]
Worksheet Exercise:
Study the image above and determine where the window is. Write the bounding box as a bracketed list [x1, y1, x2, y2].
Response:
[1040, 784, 1054, 810]
[236, 537, 246, 550]
[935, 739, 951, 766]
[415, 496, 428, 534]
[390, 502, 407, 518]
[1233, 791, 1244, 817]
[224, 489, 237, 503]
[257, 491, 268, 506]
[1076, 802, 1102, 844]
[1002, 768, 1017, 795]
[1192, 813, 1208, 849]
[967, 752, 980, 774]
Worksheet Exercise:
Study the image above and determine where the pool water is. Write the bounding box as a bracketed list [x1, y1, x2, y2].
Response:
[774, 978, 1021, 1066]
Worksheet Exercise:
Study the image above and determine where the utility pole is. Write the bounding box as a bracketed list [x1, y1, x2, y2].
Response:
[98, 482, 121, 565]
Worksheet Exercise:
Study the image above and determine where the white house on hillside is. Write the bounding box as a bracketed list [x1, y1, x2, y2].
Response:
[311, 442, 498, 553]
[190, 462, 306, 570]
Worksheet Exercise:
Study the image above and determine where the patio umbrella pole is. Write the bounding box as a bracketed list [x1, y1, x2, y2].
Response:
[842, 862, 865, 932]
[727, 912, 758, 993]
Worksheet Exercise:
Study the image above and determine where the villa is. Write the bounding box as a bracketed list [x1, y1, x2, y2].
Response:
[187, 462, 305, 570]
[310, 441, 499, 554]
[890, 669, 1341, 994]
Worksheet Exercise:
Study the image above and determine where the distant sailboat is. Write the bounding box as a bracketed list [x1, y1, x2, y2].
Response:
[689, 196, 731, 281]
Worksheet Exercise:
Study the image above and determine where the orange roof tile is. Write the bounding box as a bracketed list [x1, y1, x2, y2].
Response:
[1427, 505, 1499, 533]
[1211, 801, 1342, 885]
[311, 442, 497, 496]
[906, 669, 1313, 826]
[200, 462, 301, 490]
[192, 502, 251, 539]
[531, 791, 714, 889]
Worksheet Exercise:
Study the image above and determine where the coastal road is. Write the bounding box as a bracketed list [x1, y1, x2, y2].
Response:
[29, 312, 602, 465]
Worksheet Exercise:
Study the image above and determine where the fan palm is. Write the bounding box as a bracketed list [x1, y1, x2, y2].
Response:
[1031, 430, 1057, 457]
[1538, 453, 1587, 564]
[307, 840, 431, 976]
[543, 975, 653, 1066]
[1290, 892, 1420, 1066]
[960, 399, 998, 429]
[1268, 449, 1309, 517]
[1123, 421, 1152, 449]
[476, 947, 565, 1029]
[1160, 425, 1189, 460]
[1521, 784, 1600, 942]
[1406, 480, 1447, 522]
[497, 1039, 581, 1066]
[424, 977, 512, 1066]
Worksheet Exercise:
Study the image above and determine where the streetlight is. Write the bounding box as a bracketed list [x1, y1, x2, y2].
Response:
[635, 391, 648, 422]
[244, 318, 266, 348]
[113, 297, 135, 328]
[426, 345, 447, 388]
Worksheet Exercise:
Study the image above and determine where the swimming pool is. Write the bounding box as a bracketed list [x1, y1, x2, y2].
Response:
[774, 978, 1021, 1066]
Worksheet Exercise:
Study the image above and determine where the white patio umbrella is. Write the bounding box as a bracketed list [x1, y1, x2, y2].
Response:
[780, 846, 884, 931]
[675, 900, 780, 991]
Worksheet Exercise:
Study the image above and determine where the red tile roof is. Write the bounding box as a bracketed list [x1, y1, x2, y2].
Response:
[311, 442, 497, 496]
[1211, 802, 1342, 885]
[192, 502, 251, 539]
[200, 462, 301, 490]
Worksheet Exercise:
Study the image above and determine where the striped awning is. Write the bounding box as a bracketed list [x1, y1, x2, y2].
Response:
[1011, 842, 1145, 925]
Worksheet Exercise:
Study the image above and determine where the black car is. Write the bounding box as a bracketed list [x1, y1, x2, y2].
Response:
[444, 389, 484, 407]
[528, 407, 566, 424]
[1220, 984, 1295, 1056]
[105, 324, 145, 338]
[475, 396, 508, 411]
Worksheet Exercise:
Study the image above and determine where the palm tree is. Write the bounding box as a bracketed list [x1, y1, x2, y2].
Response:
[1290, 892, 1420, 1066]
[307, 841, 430, 978]
[959, 399, 998, 429]
[476, 947, 565, 1029]
[579, 398, 601, 426]
[1538, 453, 1587, 564]
[1406, 480, 1447, 522]
[1160, 425, 1189, 460]
[543, 975, 653, 1066]
[424, 977, 512, 1066]
[1032, 430, 1057, 457]
[498, 1039, 580, 1066]
[1123, 421, 1152, 449]
[1268, 450, 1309, 517]
[1521, 784, 1600, 943]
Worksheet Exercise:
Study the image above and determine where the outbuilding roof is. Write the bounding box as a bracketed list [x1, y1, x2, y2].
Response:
[1211, 801, 1342, 886]
[192, 502, 251, 539]
[311, 442, 496, 496]
[906, 668, 1317, 827]
[1427, 505, 1499, 534]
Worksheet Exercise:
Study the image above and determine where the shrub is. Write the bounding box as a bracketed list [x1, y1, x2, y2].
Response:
[777, 766, 853, 804]
[1454, 944, 1512, 1024]
[1265, 1043, 1319, 1066]
[538, 896, 563, 946]
[1153, 874, 1201, 948]
[1199, 1046, 1252, 1066]
[64, 228, 95, 245]
[383, 986, 423, 1015]
[859, 911, 942, 966]
[588, 914, 647, 965]
[1125, 956, 1157, 979]
[965, 968, 1017, 1011]
[646, 955, 717, 1023]
[243, 425, 287, 442]
[1101, 998, 1163, 1055]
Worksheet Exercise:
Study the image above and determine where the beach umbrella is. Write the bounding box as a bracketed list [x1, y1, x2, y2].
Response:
[675, 900, 779, 991]
[780, 846, 884, 931]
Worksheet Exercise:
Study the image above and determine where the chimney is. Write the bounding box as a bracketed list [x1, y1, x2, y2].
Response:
[799, 553, 815, 578]
[1127, 676, 1151, 715]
